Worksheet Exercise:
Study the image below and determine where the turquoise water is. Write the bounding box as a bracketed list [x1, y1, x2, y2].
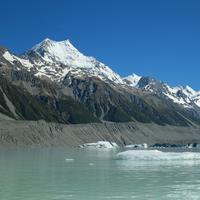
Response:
[0, 148, 200, 200]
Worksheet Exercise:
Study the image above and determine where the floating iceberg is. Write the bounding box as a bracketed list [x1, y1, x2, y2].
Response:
[125, 143, 148, 149]
[65, 158, 75, 162]
[116, 150, 200, 161]
[185, 143, 200, 149]
[151, 143, 200, 149]
[79, 141, 118, 149]
[89, 163, 95, 166]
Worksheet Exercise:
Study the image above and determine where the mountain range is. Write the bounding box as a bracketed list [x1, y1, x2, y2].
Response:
[0, 38, 200, 126]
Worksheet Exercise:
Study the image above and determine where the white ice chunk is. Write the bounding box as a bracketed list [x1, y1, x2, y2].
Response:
[125, 143, 148, 149]
[80, 141, 118, 149]
[116, 150, 200, 161]
[65, 158, 75, 162]
[89, 163, 95, 166]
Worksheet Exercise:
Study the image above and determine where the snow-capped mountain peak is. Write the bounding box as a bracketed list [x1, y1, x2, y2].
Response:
[123, 73, 142, 87]
[22, 38, 124, 84]
[136, 77, 200, 109]
[29, 38, 89, 66]
[183, 85, 199, 97]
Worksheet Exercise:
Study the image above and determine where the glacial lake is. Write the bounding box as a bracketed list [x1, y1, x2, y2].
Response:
[1, 148, 200, 200]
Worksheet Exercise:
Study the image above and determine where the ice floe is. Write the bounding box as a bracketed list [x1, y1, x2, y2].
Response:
[116, 150, 200, 161]
[151, 143, 200, 149]
[65, 158, 75, 162]
[125, 143, 148, 149]
[79, 141, 118, 149]
[89, 163, 95, 166]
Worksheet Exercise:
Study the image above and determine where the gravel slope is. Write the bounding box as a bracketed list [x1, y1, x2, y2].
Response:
[0, 120, 200, 147]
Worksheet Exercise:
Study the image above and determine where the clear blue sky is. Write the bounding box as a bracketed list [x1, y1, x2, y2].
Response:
[1, 0, 200, 90]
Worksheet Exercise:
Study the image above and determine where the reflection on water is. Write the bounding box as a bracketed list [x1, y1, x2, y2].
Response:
[0, 148, 200, 200]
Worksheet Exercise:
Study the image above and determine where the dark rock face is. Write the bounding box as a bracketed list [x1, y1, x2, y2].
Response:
[0, 74, 99, 124]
